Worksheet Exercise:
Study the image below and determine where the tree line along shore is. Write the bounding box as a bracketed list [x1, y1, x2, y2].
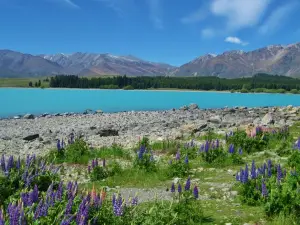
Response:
[2, 73, 300, 94]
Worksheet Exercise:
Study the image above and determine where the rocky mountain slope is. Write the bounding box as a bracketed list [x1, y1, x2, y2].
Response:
[0, 50, 175, 77]
[173, 43, 300, 78]
[1, 42, 300, 78]
[40, 53, 175, 76]
[0, 50, 62, 77]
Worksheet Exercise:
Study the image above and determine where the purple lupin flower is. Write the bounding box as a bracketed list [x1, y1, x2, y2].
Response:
[184, 177, 191, 191]
[175, 150, 180, 160]
[216, 139, 220, 148]
[7, 155, 14, 171]
[204, 141, 209, 153]
[65, 199, 74, 215]
[112, 193, 116, 206]
[56, 181, 63, 201]
[228, 144, 234, 154]
[184, 155, 189, 164]
[193, 186, 199, 199]
[57, 139, 61, 151]
[251, 160, 256, 179]
[244, 164, 249, 183]
[178, 184, 182, 193]
[131, 196, 138, 206]
[138, 145, 146, 160]
[60, 215, 75, 225]
[112, 194, 124, 216]
[0, 209, 4, 225]
[87, 166, 91, 174]
[277, 164, 282, 184]
[61, 139, 65, 149]
[31, 184, 39, 203]
[16, 156, 21, 170]
[171, 183, 175, 193]
[267, 160, 272, 177]
[0, 155, 5, 172]
[261, 179, 268, 197]
[238, 148, 243, 155]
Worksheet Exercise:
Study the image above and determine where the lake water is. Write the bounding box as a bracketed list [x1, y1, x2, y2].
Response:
[1, 88, 300, 118]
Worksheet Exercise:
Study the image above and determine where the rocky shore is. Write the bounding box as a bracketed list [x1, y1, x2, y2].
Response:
[0, 104, 299, 156]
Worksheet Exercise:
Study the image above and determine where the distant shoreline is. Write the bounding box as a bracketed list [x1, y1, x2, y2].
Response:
[2, 87, 300, 95]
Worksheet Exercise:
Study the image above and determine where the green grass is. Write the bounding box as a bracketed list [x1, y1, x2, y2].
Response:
[82, 167, 170, 188]
[90, 145, 131, 160]
[0, 77, 49, 87]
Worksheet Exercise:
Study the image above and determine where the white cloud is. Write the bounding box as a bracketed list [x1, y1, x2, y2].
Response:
[47, 0, 80, 9]
[211, 0, 271, 30]
[201, 28, 215, 38]
[259, 2, 297, 34]
[225, 36, 248, 45]
[181, 8, 208, 24]
[146, 0, 163, 29]
[64, 0, 79, 8]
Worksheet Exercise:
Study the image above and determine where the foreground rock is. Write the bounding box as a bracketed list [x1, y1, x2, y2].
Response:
[0, 106, 299, 156]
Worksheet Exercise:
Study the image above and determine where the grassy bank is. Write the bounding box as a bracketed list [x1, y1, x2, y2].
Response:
[1, 121, 300, 224]
[0, 77, 50, 88]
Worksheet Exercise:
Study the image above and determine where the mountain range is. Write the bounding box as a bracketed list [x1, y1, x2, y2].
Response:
[1, 42, 300, 78]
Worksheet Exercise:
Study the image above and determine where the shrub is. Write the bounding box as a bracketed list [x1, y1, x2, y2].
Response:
[290, 89, 299, 94]
[227, 130, 267, 154]
[236, 159, 300, 220]
[167, 152, 190, 178]
[123, 85, 134, 90]
[90, 166, 109, 181]
[133, 144, 156, 172]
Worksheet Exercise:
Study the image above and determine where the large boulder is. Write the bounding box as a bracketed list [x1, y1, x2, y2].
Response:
[189, 103, 199, 110]
[23, 114, 34, 119]
[179, 105, 188, 111]
[208, 116, 222, 124]
[261, 113, 274, 125]
[95, 110, 103, 114]
[97, 129, 119, 137]
[23, 134, 39, 141]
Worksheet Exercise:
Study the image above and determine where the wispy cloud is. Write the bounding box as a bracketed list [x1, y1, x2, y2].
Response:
[259, 2, 297, 35]
[211, 0, 270, 31]
[201, 28, 215, 38]
[146, 0, 163, 29]
[181, 8, 208, 24]
[64, 0, 80, 8]
[225, 36, 248, 45]
[96, 0, 124, 17]
[47, 0, 80, 9]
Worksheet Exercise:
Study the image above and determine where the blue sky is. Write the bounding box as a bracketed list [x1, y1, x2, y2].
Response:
[0, 0, 299, 66]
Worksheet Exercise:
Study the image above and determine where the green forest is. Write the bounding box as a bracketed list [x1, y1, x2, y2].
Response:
[49, 74, 300, 93]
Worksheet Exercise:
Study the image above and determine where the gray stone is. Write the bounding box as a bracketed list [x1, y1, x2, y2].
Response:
[23, 114, 34, 119]
[208, 116, 221, 124]
[95, 110, 103, 114]
[1, 135, 11, 141]
[179, 105, 188, 111]
[97, 129, 119, 137]
[189, 103, 199, 110]
[13, 116, 21, 119]
[261, 113, 274, 125]
[23, 134, 39, 141]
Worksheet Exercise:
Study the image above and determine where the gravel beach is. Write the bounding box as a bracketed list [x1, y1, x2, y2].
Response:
[0, 105, 299, 157]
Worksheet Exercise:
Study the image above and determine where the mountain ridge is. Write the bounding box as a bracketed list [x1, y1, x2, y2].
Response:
[1, 42, 300, 78]
[173, 42, 300, 78]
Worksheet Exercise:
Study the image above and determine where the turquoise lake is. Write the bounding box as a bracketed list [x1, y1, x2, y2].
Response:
[1, 88, 300, 118]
